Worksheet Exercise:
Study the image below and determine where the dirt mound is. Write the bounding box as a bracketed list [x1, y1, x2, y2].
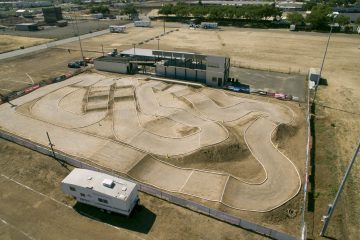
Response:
[273, 123, 298, 144]
[156, 126, 266, 181]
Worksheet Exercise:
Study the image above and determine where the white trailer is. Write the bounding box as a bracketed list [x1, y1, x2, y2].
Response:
[200, 22, 218, 29]
[109, 25, 126, 33]
[134, 20, 151, 27]
[61, 168, 139, 216]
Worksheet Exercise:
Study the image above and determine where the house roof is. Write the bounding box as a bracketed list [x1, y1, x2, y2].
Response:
[62, 168, 137, 201]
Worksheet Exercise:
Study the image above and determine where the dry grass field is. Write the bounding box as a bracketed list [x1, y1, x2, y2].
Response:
[0, 138, 267, 240]
[0, 21, 359, 240]
[0, 35, 52, 53]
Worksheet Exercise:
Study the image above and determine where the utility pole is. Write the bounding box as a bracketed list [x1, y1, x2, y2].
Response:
[133, 43, 136, 55]
[46, 131, 57, 160]
[74, 12, 84, 61]
[163, 17, 166, 34]
[157, 38, 160, 50]
[320, 141, 360, 237]
[313, 12, 338, 104]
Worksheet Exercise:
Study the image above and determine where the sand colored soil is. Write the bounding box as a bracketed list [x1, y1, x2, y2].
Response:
[0, 73, 303, 212]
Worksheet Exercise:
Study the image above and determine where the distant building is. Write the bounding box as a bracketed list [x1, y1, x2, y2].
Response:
[15, 23, 38, 31]
[94, 56, 138, 74]
[16, 9, 33, 17]
[56, 20, 68, 27]
[154, 50, 230, 87]
[94, 48, 230, 88]
[42, 7, 63, 25]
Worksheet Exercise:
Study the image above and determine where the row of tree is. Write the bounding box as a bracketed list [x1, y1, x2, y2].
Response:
[159, 3, 282, 20]
[288, 4, 360, 29]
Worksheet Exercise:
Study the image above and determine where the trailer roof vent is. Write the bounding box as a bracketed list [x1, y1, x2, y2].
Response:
[102, 179, 115, 188]
[122, 186, 127, 191]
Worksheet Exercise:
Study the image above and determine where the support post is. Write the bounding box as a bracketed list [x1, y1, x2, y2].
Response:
[74, 12, 84, 61]
[320, 141, 360, 236]
[46, 131, 57, 160]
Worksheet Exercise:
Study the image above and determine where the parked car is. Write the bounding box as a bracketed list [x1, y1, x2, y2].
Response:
[68, 62, 80, 68]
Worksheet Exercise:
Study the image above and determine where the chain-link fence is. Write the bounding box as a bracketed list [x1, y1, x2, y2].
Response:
[0, 129, 296, 240]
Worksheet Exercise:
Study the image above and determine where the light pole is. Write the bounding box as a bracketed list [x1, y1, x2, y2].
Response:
[133, 43, 136, 55]
[320, 141, 360, 237]
[312, 12, 338, 104]
[156, 38, 160, 50]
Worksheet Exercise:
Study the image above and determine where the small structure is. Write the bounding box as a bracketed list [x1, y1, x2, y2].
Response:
[61, 168, 139, 216]
[308, 68, 320, 83]
[57, 20, 68, 27]
[15, 23, 38, 31]
[94, 55, 138, 74]
[92, 13, 103, 19]
[200, 22, 218, 29]
[134, 20, 151, 27]
[109, 25, 126, 33]
[16, 9, 33, 17]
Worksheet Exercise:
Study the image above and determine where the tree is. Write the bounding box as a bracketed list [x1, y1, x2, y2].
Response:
[356, 16, 360, 25]
[158, 4, 173, 16]
[287, 12, 304, 24]
[303, 1, 317, 11]
[90, 5, 110, 14]
[121, 4, 138, 18]
[306, 4, 332, 29]
[336, 15, 350, 26]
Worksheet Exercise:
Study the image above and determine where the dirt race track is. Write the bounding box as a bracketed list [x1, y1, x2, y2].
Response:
[0, 73, 302, 212]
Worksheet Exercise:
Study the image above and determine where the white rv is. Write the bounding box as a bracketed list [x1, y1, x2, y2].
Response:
[61, 168, 139, 216]
[134, 20, 151, 27]
[200, 22, 218, 29]
[109, 25, 126, 33]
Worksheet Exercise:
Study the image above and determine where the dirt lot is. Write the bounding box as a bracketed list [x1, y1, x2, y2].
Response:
[0, 21, 359, 239]
[0, 35, 52, 53]
[0, 138, 267, 240]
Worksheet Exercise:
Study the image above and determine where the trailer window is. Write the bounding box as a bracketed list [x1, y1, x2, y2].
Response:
[69, 186, 76, 191]
[98, 198, 108, 204]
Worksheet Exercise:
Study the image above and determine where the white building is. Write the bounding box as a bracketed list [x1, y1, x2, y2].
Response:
[61, 168, 139, 216]
[153, 50, 230, 87]
[16, 9, 33, 17]
[109, 25, 126, 33]
[200, 22, 218, 29]
[94, 55, 138, 74]
[134, 20, 151, 27]
[308, 68, 320, 83]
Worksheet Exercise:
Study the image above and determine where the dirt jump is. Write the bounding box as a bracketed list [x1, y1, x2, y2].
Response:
[0, 73, 301, 212]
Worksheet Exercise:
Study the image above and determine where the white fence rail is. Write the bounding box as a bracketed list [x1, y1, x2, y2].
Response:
[0, 129, 296, 240]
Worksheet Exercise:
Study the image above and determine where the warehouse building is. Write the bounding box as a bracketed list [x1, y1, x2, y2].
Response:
[94, 55, 138, 74]
[94, 48, 230, 87]
[154, 51, 230, 87]
[15, 23, 39, 31]
[42, 7, 63, 25]
[119, 48, 230, 87]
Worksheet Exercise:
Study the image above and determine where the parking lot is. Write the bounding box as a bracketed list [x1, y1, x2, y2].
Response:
[230, 67, 306, 101]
